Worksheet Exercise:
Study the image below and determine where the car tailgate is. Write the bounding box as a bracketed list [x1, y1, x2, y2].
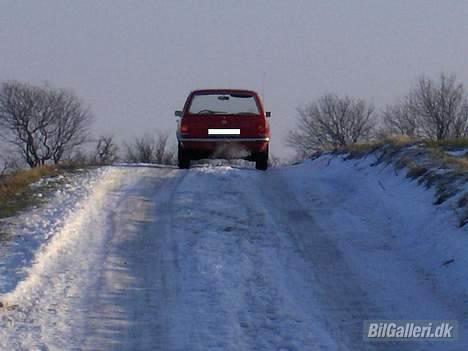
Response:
[183, 114, 266, 138]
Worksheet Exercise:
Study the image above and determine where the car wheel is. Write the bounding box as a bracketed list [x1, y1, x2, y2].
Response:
[178, 146, 191, 169]
[255, 151, 268, 171]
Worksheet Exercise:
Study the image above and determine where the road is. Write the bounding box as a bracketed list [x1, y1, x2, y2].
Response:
[0, 161, 465, 350]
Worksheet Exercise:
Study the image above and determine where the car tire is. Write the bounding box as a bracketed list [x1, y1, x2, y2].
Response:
[178, 145, 191, 169]
[255, 150, 268, 171]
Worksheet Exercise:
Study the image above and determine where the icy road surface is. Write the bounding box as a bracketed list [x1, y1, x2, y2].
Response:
[0, 159, 466, 350]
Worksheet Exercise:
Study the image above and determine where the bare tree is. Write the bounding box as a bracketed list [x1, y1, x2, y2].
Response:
[0, 81, 92, 167]
[287, 94, 375, 156]
[381, 98, 419, 137]
[409, 73, 466, 140]
[452, 100, 468, 139]
[94, 135, 119, 165]
[0, 82, 47, 167]
[49, 88, 92, 164]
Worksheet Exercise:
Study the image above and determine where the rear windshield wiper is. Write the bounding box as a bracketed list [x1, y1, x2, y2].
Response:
[230, 94, 254, 99]
[195, 110, 227, 115]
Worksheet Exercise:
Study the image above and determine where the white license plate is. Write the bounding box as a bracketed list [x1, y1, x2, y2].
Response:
[208, 129, 240, 135]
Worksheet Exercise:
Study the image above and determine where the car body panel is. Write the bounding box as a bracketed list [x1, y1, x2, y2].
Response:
[176, 89, 270, 161]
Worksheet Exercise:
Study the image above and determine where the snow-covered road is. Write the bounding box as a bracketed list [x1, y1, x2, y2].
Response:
[0, 158, 466, 350]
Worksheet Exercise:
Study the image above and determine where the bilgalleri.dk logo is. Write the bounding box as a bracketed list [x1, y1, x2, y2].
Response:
[363, 320, 457, 341]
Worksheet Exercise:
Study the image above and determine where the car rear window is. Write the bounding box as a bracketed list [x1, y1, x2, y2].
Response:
[188, 93, 260, 115]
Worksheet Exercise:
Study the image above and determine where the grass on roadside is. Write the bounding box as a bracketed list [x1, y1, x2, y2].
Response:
[0, 166, 60, 218]
[426, 148, 468, 172]
[316, 134, 468, 226]
[424, 138, 468, 149]
[340, 136, 468, 171]
[339, 135, 416, 158]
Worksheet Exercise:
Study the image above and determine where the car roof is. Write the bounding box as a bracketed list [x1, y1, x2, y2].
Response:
[190, 89, 258, 95]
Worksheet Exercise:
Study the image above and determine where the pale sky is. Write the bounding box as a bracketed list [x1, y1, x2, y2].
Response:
[1, 0, 468, 157]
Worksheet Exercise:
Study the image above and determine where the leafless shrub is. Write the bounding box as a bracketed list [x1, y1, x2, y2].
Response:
[0, 81, 92, 168]
[123, 132, 174, 164]
[287, 94, 375, 157]
[381, 98, 418, 137]
[94, 135, 119, 165]
[124, 135, 155, 163]
[0, 157, 19, 176]
[153, 131, 175, 164]
[63, 147, 90, 166]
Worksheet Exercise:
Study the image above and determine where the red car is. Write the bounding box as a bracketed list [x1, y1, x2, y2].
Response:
[175, 89, 271, 170]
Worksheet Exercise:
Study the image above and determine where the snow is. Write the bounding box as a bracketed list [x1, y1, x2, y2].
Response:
[0, 168, 109, 295]
[287, 156, 467, 328]
[0, 158, 466, 350]
[446, 149, 468, 157]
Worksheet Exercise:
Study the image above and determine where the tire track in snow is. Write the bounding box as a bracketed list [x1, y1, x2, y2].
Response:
[79, 167, 185, 350]
[0, 162, 464, 350]
[0, 167, 175, 350]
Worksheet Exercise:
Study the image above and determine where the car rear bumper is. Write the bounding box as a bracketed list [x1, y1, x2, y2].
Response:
[179, 137, 269, 143]
[178, 137, 269, 159]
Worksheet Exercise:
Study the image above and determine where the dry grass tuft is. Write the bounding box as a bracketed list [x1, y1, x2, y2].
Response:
[0, 166, 58, 198]
[450, 158, 468, 171]
[407, 164, 428, 179]
[457, 193, 468, 208]
[383, 134, 416, 147]
[425, 138, 468, 149]
[0, 166, 59, 217]
[427, 148, 468, 172]
[457, 193, 468, 227]
[329, 136, 468, 226]
[343, 143, 380, 158]
[339, 135, 416, 159]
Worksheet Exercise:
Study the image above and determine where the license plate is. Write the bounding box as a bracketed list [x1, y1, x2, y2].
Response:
[208, 129, 240, 135]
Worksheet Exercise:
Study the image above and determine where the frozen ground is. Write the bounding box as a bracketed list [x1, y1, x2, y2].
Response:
[445, 149, 468, 157]
[0, 157, 466, 350]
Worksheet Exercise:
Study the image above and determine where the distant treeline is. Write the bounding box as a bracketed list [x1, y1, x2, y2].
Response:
[0, 81, 175, 173]
[287, 73, 468, 158]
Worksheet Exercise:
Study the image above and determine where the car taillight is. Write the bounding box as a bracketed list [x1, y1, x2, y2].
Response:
[258, 122, 268, 135]
[257, 123, 269, 139]
[181, 122, 189, 133]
